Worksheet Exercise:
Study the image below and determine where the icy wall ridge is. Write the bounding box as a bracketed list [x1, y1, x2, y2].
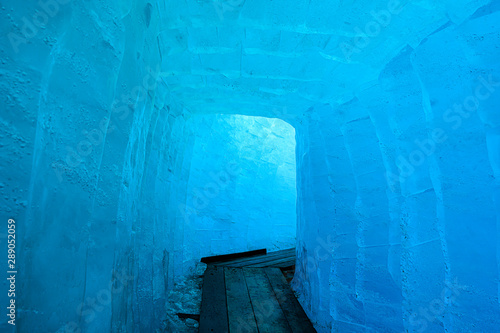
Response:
[409, 10, 499, 332]
[294, 7, 500, 333]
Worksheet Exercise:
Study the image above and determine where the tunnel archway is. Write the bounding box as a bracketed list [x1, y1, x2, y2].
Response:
[180, 113, 297, 275]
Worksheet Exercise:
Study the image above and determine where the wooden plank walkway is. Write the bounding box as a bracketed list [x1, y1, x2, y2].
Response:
[209, 248, 296, 268]
[199, 248, 316, 333]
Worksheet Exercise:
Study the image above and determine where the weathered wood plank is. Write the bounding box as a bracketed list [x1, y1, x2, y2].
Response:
[226, 249, 296, 268]
[264, 267, 316, 333]
[215, 248, 295, 267]
[224, 267, 259, 333]
[272, 259, 296, 269]
[201, 249, 267, 264]
[199, 265, 229, 333]
[243, 268, 292, 333]
[246, 257, 296, 268]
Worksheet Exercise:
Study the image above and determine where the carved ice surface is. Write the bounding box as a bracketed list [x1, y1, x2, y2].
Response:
[1, 0, 500, 332]
[182, 114, 296, 273]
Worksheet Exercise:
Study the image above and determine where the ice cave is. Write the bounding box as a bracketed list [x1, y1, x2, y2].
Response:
[1, 0, 500, 332]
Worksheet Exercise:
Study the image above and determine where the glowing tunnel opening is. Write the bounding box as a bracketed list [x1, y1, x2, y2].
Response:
[181, 114, 297, 271]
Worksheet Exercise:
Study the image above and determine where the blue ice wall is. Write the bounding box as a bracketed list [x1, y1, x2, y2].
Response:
[294, 6, 500, 332]
[2, 0, 500, 332]
[1, 1, 180, 331]
[182, 114, 296, 271]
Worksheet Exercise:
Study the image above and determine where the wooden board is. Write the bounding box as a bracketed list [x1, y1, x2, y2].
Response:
[213, 248, 295, 267]
[225, 267, 259, 333]
[199, 249, 314, 333]
[264, 267, 316, 332]
[224, 249, 296, 268]
[199, 265, 229, 333]
[201, 249, 267, 264]
[243, 268, 292, 333]
[246, 256, 296, 268]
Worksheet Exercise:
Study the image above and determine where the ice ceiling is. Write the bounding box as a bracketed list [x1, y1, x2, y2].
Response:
[156, 0, 489, 121]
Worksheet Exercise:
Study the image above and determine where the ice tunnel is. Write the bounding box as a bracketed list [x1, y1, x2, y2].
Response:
[183, 114, 297, 271]
[1, 0, 500, 332]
